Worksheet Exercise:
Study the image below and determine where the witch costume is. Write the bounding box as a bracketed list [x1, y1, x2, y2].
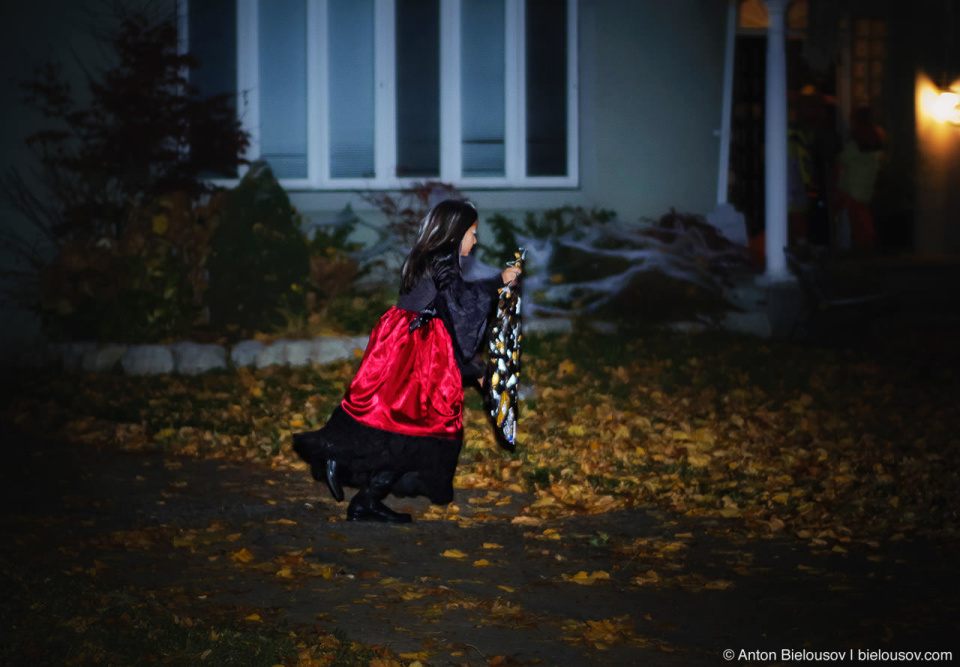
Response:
[293, 251, 500, 522]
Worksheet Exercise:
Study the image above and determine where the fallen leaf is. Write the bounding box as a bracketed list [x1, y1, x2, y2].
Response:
[230, 548, 256, 563]
[511, 516, 542, 527]
[566, 570, 611, 585]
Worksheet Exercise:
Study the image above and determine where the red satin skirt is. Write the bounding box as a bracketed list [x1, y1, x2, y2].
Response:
[341, 307, 464, 439]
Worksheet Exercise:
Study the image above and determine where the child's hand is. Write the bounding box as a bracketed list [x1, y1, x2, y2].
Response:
[501, 266, 522, 285]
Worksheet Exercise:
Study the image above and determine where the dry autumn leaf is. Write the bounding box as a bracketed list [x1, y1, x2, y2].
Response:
[511, 516, 542, 527]
[230, 548, 256, 563]
[565, 570, 611, 585]
[368, 659, 402, 667]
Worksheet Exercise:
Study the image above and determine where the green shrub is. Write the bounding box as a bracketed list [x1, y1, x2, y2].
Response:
[305, 205, 366, 306]
[40, 239, 198, 344]
[1, 8, 248, 324]
[206, 162, 310, 337]
[38, 192, 222, 343]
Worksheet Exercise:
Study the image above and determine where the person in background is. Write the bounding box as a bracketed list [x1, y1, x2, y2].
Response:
[788, 84, 838, 247]
[834, 106, 886, 250]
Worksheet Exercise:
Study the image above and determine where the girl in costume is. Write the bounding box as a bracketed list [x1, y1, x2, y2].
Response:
[293, 200, 521, 523]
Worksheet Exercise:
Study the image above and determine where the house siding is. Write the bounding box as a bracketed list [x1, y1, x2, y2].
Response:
[292, 0, 730, 228]
[591, 0, 728, 222]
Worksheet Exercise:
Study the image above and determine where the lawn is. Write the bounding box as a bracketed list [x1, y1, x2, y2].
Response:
[5, 326, 958, 549]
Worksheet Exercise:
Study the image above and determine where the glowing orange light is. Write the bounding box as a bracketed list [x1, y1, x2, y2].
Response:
[933, 91, 960, 124]
[918, 75, 960, 125]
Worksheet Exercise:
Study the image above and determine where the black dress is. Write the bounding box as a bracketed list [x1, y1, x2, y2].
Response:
[293, 251, 500, 504]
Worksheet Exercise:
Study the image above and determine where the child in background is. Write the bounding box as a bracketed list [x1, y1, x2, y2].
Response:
[835, 106, 886, 249]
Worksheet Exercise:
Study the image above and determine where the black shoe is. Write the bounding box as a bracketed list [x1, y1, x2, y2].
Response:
[346, 495, 411, 523]
[325, 459, 344, 502]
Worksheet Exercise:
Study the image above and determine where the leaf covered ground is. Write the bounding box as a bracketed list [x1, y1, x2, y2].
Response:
[5, 329, 959, 547]
[2, 327, 959, 665]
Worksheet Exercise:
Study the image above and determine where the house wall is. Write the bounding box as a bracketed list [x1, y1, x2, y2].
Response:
[871, 0, 920, 251]
[0, 0, 732, 353]
[3, 0, 732, 233]
[292, 0, 730, 230]
[590, 0, 728, 222]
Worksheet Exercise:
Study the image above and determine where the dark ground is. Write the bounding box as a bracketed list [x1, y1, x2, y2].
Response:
[1, 430, 957, 666]
[2, 253, 959, 665]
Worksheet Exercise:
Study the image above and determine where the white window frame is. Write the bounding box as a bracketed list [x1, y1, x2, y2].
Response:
[185, 0, 578, 190]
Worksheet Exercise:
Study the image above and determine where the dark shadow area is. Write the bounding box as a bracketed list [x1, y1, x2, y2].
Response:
[1, 429, 957, 665]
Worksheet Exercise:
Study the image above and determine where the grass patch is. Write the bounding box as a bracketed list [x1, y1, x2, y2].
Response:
[0, 564, 391, 667]
[0, 570, 295, 666]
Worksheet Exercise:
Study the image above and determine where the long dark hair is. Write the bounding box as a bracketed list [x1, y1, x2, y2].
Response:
[400, 199, 477, 293]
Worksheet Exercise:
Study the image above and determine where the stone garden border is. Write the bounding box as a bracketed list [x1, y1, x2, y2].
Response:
[17, 318, 583, 376]
[14, 307, 774, 376]
[24, 319, 578, 376]
[39, 335, 372, 375]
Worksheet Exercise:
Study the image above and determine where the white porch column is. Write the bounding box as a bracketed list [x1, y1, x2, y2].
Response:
[716, 0, 737, 204]
[763, 0, 790, 280]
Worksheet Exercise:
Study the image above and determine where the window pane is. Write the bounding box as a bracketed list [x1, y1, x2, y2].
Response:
[526, 0, 567, 176]
[189, 0, 238, 177]
[258, 0, 308, 179]
[189, 0, 236, 99]
[738, 0, 768, 29]
[329, 0, 376, 178]
[461, 0, 505, 176]
[396, 0, 440, 177]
